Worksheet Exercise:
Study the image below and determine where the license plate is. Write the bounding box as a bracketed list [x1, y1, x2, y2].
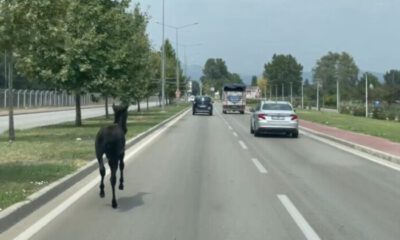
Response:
[199, 105, 206, 108]
[272, 116, 284, 120]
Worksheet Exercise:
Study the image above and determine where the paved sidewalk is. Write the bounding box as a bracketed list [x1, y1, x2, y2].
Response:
[0, 105, 104, 116]
[301, 119, 400, 160]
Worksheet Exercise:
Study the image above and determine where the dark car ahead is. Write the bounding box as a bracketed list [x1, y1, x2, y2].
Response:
[193, 96, 213, 116]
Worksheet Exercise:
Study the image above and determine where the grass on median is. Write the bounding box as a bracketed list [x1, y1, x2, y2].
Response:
[0, 103, 189, 210]
[297, 110, 400, 143]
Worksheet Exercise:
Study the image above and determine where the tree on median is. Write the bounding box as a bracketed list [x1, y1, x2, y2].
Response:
[263, 54, 303, 98]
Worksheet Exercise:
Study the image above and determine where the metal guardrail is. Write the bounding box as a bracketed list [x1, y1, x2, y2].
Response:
[0, 89, 97, 109]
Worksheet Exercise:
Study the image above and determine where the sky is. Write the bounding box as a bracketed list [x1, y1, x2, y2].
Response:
[135, 0, 400, 76]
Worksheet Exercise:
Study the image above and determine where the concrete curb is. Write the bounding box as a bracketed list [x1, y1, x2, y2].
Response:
[0, 106, 190, 233]
[300, 126, 400, 165]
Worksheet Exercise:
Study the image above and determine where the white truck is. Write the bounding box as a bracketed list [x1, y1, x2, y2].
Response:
[222, 83, 247, 114]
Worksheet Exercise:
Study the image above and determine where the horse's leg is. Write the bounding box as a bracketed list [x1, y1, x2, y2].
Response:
[96, 149, 106, 198]
[119, 152, 125, 190]
[109, 160, 118, 208]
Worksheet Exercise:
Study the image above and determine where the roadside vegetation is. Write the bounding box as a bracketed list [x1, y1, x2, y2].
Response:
[0, 1, 189, 140]
[0, 103, 188, 210]
[297, 109, 400, 143]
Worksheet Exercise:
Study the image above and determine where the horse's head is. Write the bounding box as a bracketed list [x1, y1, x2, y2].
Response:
[112, 104, 128, 134]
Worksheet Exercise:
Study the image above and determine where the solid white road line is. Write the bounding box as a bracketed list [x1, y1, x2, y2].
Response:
[277, 195, 321, 240]
[233, 132, 238, 137]
[251, 158, 268, 173]
[14, 109, 190, 240]
[238, 140, 248, 150]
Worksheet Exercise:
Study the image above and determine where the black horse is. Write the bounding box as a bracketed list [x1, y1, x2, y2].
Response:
[95, 104, 128, 208]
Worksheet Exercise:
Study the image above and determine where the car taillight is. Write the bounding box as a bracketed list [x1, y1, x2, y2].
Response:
[291, 114, 298, 120]
[258, 113, 267, 120]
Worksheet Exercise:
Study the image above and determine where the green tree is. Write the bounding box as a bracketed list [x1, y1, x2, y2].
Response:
[191, 80, 200, 96]
[228, 73, 243, 84]
[116, 6, 152, 112]
[251, 75, 258, 86]
[201, 58, 240, 96]
[383, 70, 400, 105]
[263, 54, 303, 97]
[257, 77, 268, 98]
[313, 52, 359, 104]
[358, 73, 382, 102]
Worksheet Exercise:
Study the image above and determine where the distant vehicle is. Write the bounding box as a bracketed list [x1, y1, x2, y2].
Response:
[193, 96, 213, 116]
[250, 101, 299, 138]
[188, 95, 195, 102]
[222, 83, 246, 114]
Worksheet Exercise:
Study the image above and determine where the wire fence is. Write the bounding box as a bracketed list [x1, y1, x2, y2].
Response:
[0, 89, 100, 109]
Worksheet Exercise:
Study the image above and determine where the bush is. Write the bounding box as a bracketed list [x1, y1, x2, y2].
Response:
[324, 95, 336, 107]
[373, 108, 386, 120]
[387, 111, 396, 121]
[352, 106, 366, 117]
[340, 105, 352, 115]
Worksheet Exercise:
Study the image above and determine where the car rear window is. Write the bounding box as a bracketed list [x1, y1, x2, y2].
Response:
[262, 103, 292, 111]
[196, 97, 211, 102]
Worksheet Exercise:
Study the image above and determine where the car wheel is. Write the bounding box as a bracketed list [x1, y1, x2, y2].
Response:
[192, 111, 196, 115]
[254, 129, 260, 137]
[292, 131, 299, 138]
[209, 111, 213, 116]
[223, 110, 227, 114]
[240, 111, 245, 114]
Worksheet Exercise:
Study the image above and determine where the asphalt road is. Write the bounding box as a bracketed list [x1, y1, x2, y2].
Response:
[4, 104, 400, 240]
[0, 102, 159, 134]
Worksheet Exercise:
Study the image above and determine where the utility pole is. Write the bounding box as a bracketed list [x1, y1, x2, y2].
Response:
[290, 82, 293, 104]
[275, 85, 277, 101]
[301, 80, 304, 109]
[161, 0, 165, 111]
[269, 85, 272, 100]
[317, 81, 320, 111]
[8, 53, 15, 141]
[4, 50, 6, 88]
[365, 73, 368, 118]
[175, 28, 180, 101]
[281, 83, 284, 101]
[336, 64, 340, 113]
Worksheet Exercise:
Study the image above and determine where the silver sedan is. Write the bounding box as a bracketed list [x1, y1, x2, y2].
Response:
[250, 101, 299, 138]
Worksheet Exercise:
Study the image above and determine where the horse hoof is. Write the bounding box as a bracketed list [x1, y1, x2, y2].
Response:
[119, 184, 124, 190]
[112, 201, 118, 209]
[99, 192, 105, 198]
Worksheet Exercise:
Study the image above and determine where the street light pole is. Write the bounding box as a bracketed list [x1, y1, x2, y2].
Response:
[365, 73, 368, 118]
[175, 28, 180, 100]
[269, 85, 272, 100]
[281, 83, 284, 101]
[156, 22, 198, 101]
[301, 80, 304, 109]
[336, 65, 340, 113]
[290, 82, 293, 104]
[317, 81, 320, 111]
[161, 0, 165, 111]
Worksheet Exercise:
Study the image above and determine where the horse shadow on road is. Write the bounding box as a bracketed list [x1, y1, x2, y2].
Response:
[113, 192, 150, 212]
